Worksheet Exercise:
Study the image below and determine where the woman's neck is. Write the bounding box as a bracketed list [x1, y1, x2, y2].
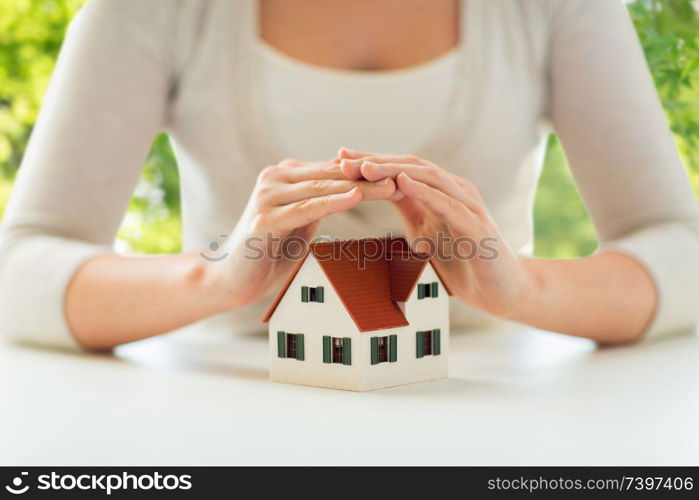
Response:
[259, 0, 459, 71]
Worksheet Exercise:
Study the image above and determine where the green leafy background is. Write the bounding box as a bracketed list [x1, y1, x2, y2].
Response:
[1, 0, 697, 257]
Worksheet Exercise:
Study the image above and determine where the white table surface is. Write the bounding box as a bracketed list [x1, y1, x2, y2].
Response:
[1, 324, 697, 466]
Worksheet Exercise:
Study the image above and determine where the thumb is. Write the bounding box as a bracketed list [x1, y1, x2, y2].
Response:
[391, 196, 424, 236]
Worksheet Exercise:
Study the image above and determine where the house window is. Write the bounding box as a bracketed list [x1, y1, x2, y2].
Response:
[332, 337, 343, 363]
[422, 331, 433, 355]
[371, 335, 398, 365]
[277, 331, 305, 360]
[417, 282, 439, 299]
[302, 286, 324, 303]
[378, 337, 389, 362]
[323, 336, 351, 365]
[416, 329, 441, 358]
[286, 333, 297, 359]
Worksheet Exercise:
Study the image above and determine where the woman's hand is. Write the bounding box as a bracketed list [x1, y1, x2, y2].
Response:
[336, 148, 532, 318]
[336, 147, 657, 344]
[211, 158, 397, 309]
[65, 157, 396, 350]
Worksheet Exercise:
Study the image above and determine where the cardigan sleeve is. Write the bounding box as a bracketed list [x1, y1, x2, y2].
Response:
[0, 0, 172, 349]
[549, 0, 699, 339]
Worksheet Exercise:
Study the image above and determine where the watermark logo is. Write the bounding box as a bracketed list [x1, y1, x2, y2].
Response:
[200, 234, 229, 262]
[200, 232, 500, 268]
[238, 231, 500, 268]
[5, 472, 29, 495]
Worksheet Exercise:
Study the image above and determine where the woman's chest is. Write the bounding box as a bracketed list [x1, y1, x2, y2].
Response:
[254, 41, 462, 161]
[169, 0, 551, 183]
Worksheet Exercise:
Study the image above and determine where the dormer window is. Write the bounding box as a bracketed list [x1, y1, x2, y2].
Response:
[417, 282, 439, 299]
[301, 286, 324, 303]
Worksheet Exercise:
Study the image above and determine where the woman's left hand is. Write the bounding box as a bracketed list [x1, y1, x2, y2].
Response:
[336, 147, 535, 318]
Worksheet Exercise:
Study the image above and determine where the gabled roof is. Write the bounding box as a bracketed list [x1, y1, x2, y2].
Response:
[261, 237, 452, 332]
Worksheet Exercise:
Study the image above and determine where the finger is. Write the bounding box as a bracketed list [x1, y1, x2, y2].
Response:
[336, 160, 404, 200]
[269, 161, 349, 183]
[277, 158, 305, 167]
[388, 189, 405, 202]
[268, 178, 396, 205]
[269, 187, 363, 232]
[455, 176, 486, 206]
[396, 173, 475, 229]
[391, 196, 423, 232]
[340, 154, 422, 169]
[337, 147, 376, 160]
[336, 146, 422, 161]
[338, 156, 423, 181]
[338, 158, 364, 180]
[361, 161, 478, 209]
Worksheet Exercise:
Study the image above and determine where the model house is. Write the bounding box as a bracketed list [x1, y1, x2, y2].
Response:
[262, 237, 451, 391]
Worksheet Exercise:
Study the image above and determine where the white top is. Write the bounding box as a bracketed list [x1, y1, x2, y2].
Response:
[256, 40, 459, 158]
[0, 0, 698, 349]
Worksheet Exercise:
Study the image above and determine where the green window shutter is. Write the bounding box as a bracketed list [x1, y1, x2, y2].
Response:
[322, 336, 331, 363]
[417, 283, 425, 299]
[317, 286, 324, 303]
[342, 337, 352, 365]
[296, 334, 305, 360]
[432, 282, 439, 298]
[389, 335, 398, 362]
[416, 331, 424, 358]
[277, 331, 286, 358]
[433, 329, 441, 355]
[370, 337, 379, 365]
[301, 286, 309, 302]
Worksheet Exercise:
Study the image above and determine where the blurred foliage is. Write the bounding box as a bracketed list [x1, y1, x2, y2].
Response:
[0, 0, 85, 177]
[116, 133, 182, 254]
[630, 0, 699, 151]
[535, 0, 699, 257]
[532, 135, 600, 258]
[0, 0, 697, 257]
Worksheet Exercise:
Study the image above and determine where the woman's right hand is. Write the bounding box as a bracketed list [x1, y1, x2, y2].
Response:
[209, 158, 397, 310]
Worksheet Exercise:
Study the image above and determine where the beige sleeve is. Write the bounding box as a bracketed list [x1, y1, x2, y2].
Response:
[549, 0, 699, 339]
[0, 0, 172, 349]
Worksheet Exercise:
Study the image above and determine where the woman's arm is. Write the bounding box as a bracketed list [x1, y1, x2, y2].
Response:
[0, 0, 171, 349]
[336, 1, 699, 343]
[66, 159, 395, 351]
[338, 152, 656, 343]
[0, 0, 395, 351]
[514, 253, 656, 344]
[548, 0, 699, 339]
[65, 252, 227, 350]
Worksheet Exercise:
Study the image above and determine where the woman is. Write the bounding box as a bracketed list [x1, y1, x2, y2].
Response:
[0, 0, 697, 350]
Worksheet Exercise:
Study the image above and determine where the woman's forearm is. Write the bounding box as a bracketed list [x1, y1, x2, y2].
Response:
[63, 160, 394, 352]
[65, 252, 229, 351]
[65, 248, 657, 350]
[336, 149, 661, 345]
[513, 251, 657, 344]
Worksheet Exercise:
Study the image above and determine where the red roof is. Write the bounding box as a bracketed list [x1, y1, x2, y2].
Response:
[261, 237, 452, 332]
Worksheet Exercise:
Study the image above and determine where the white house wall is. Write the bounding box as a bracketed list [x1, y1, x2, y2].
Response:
[269, 258, 449, 392]
[401, 263, 450, 329]
[359, 263, 449, 391]
[268, 254, 363, 391]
